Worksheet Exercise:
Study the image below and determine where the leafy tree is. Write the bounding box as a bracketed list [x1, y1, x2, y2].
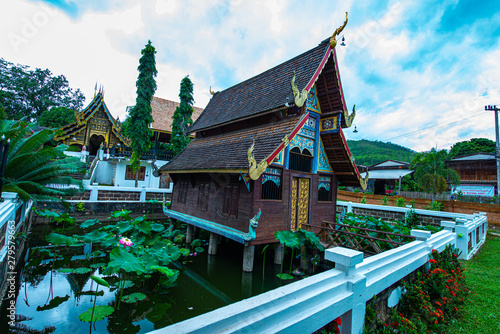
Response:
[127, 41, 157, 187]
[449, 138, 495, 158]
[38, 107, 76, 128]
[171, 76, 195, 154]
[0, 58, 85, 122]
[410, 148, 460, 196]
[0, 119, 83, 202]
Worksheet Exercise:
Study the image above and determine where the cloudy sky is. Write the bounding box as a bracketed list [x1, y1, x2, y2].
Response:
[1, 0, 499, 152]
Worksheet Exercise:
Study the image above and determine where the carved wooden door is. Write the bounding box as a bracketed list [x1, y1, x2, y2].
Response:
[291, 177, 310, 231]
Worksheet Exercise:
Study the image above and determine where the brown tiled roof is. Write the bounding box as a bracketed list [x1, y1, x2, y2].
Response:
[151, 96, 204, 133]
[189, 39, 331, 132]
[160, 115, 303, 171]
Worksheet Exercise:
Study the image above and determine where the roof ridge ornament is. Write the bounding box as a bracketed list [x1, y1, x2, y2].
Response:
[330, 12, 348, 49]
[209, 86, 216, 96]
[247, 140, 269, 180]
[344, 104, 356, 128]
[291, 71, 308, 107]
[359, 167, 369, 190]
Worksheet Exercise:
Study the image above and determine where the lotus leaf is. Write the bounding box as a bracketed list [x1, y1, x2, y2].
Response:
[151, 223, 165, 232]
[46, 233, 77, 246]
[108, 247, 146, 274]
[121, 292, 146, 303]
[78, 305, 114, 322]
[90, 262, 107, 269]
[111, 210, 132, 219]
[116, 220, 133, 234]
[72, 267, 92, 274]
[146, 302, 171, 323]
[81, 219, 100, 228]
[36, 295, 70, 311]
[79, 230, 110, 243]
[150, 265, 176, 277]
[275, 230, 300, 249]
[276, 273, 294, 280]
[134, 220, 152, 234]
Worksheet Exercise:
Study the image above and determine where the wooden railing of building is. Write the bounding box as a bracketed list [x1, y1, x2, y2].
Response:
[303, 221, 416, 256]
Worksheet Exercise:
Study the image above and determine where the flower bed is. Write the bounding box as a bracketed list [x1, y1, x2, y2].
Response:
[364, 245, 468, 333]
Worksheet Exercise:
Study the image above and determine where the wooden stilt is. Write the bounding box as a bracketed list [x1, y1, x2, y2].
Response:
[208, 232, 218, 255]
[186, 224, 194, 244]
[243, 245, 255, 272]
[274, 244, 284, 265]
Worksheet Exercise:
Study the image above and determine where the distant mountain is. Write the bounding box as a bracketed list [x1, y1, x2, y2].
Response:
[347, 139, 417, 166]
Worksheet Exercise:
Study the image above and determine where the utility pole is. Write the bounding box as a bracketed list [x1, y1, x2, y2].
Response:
[486, 105, 500, 196]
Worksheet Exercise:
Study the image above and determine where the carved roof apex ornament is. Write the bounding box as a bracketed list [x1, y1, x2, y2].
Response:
[209, 86, 216, 96]
[344, 104, 356, 128]
[359, 167, 369, 190]
[247, 140, 269, 180]
[291, 71, 308, 108]
[330, 12, 348, 49]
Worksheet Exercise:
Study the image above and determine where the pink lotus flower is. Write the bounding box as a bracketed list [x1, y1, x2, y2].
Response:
[119, 237, 133, 247]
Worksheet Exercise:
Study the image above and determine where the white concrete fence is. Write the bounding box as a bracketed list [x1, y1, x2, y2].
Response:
[150, 211, 487, 334]
[0, 193, 33, 299]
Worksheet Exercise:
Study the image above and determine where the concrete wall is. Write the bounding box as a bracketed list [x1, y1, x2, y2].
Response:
[114, 159, 168, 188]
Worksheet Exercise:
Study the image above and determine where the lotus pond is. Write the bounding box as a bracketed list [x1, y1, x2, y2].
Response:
[1, 209, 306, 334]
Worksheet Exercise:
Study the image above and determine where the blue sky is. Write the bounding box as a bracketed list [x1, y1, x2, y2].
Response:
[1, 0, 499, 152]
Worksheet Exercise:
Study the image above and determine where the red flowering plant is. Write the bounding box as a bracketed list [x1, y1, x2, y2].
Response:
[364, 245, 468, 333]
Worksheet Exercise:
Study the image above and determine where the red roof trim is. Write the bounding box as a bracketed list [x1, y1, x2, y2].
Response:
[339, 127, 362, 179]
[265, 113, 310, 164]
[305, 45, 331, 92]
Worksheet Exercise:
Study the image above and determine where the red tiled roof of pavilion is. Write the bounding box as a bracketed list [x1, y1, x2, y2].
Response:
[151, 96, 204, 133]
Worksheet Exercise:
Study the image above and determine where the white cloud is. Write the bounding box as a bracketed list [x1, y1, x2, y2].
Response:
[2, 0, 500, 153]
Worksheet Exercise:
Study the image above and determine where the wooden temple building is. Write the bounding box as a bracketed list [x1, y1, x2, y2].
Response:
[160, 16, 368, 271]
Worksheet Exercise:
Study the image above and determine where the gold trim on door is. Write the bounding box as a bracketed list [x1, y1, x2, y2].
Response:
[291, 177, 309, 231]
[291, 178, 298, 231]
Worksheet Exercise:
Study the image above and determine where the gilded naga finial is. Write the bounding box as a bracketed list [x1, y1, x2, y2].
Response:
[291, 71, 308, 108]
[209, 86, 216, 96]
[330, 12, 348, 49]
[344, 104, 356, 128]
[247, 140, 269, 180]
[359, 167, 369, 190]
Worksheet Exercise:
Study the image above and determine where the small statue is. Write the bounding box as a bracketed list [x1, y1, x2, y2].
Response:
[245, 209, 261, 241]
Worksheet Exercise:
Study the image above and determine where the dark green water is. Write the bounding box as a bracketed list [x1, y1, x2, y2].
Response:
[2, 237, 301, 334]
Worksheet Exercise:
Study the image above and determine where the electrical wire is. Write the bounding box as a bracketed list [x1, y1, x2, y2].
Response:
[381, 107, 489, 142]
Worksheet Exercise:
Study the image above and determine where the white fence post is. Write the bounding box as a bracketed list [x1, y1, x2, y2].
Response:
[90, 185, 98, 201]
[455, 218, 468, 259]
[325, 247, 366, 334]
[140, 186, 147, 202]
[347, 202, 353, 214]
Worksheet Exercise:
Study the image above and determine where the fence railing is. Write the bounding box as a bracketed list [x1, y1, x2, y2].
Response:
[78, 183, 173, 202]
[149, 212, 487, 334]
[0, 193, 33, 300]
[337, 200, 474, 224]
[303, 221, 416, 256]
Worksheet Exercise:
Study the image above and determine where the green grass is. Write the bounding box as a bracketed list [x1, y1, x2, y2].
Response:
[446, 234, 500, 333]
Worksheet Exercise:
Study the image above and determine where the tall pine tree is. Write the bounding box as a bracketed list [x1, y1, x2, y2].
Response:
[128, 40, 157, 186]
[171, 76, 194, 154]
